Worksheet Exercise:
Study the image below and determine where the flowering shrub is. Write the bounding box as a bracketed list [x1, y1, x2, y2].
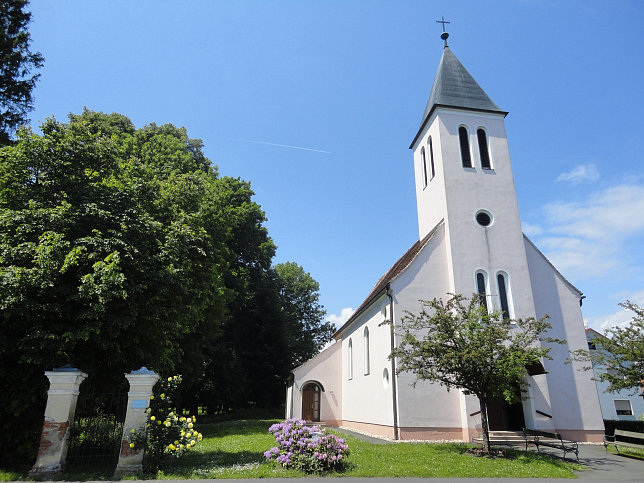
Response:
[128, 375, 203, 471]
[264, 419, 349, 473]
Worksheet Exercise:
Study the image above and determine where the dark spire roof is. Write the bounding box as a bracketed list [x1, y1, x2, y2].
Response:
[410, 46, 507, 148]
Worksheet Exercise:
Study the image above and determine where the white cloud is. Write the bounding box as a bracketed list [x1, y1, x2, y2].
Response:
[521, 222, 543, 236]
[555, 164, 599, 184]
[532, 183, 644, 279]
[327, 307, 355, 329]
[586, 290, 644, 332]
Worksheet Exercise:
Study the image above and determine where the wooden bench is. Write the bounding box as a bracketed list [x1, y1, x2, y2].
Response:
[523, 429, 579, 461]
[603, 429, 644, 454]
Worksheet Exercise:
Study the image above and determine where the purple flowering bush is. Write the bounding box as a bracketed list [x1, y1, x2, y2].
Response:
[264, 419, 349, 473]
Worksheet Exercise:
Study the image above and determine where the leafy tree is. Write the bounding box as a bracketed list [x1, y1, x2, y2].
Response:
[574, 301, 644, 394]
[0, 110, 228, 465]
[275, 261, 334, 367]
[0, 0, 44, 145]
[390, 294, 564, 454]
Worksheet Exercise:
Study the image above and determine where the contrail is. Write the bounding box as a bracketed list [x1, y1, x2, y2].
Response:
[224, 136, 331, 154]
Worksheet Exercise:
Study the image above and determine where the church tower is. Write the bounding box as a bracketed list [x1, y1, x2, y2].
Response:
[409, 29, 537, 323]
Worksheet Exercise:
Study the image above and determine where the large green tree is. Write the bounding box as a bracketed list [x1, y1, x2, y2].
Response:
[390, 294, 564, 454]
[575, 301, 644, 394]
[275, 261, 334, 367]
[0, 110, 230, 465]
[0, 0, 44, 145]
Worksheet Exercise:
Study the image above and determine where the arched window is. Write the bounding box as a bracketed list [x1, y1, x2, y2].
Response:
[348, 338, 353, 380]
[475, 271, 488, 312]
[420, 147, 428, 188]
[458, 126, 472, 168]
[428, 136, 436, 180]
[477, 128, 491, 169]
[364, 327, 370, 375]
[497, 272, 512, 320]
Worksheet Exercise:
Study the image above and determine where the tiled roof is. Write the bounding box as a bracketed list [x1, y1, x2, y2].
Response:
[334, 221, 444, 338]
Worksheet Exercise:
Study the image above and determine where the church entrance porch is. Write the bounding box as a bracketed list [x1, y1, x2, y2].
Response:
[301, 383, 321, 422]
[486, 396, 526, 431]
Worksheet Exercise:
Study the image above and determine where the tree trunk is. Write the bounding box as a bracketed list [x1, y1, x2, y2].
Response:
[478, 396, 491, 454]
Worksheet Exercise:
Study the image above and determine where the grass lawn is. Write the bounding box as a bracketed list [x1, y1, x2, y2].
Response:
[606, 446, 644, 461]
[1, 419, 583, 480]
[150, 419, 582, 479]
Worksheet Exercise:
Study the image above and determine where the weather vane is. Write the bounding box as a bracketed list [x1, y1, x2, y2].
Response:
[436, 16, 450, 47]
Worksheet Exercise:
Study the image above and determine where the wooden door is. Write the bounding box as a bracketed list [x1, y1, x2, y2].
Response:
[302, 383, 320, 422]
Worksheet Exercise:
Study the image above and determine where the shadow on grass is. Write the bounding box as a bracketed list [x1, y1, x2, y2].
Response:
[159, 448, 266, 476]
[199, 419, 278, 438]
[457, 445, 583, 470]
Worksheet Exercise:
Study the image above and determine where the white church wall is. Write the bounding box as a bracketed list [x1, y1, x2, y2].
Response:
[389, 223, 466, 439]
[413, 112, 448, 241]
[291, 341, 342, 425]
[436, 109, 537, 326]
[340, 294, 396, 437]
[525, 239, 605, 442]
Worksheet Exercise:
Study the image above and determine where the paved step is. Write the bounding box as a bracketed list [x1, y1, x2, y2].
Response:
[472, 430, 526, 445]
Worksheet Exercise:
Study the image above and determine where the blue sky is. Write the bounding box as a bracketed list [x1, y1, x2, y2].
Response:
[27, 0, 644, 332]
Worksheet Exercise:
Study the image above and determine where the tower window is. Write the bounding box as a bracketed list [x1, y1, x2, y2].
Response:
[458, 126, 472, 168]
[420, 147, 428, 188]
[428, 136, 436, 180]
[476, 271, 488, 312]
[477, 128, 491, 169]
[497, 272, 511, 320]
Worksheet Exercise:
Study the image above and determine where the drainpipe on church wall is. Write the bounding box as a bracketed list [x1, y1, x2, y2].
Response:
[386, 283, 399, 440]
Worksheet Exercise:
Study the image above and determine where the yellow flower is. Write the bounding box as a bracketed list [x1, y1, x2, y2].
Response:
[173, 375, 178, 379]
[150, 416, 155, 421]
[198, 433, 203, 441]
[168, 444, 176, 451]
[150, 395, 154, 400]
[130, 428, 135, 433]
[146, 408, 151, 413]
[168, 377, 172, 382]
[179, 444, 184, 449]
[174, 440, 179, 445]
[186, 417, 192, 423]
[188, 423, 193, 429]
[190, 439, 196, 446]
[186, 432, 192, 438]
[179, 417, 186, 422]
[157, 420, 161, 425]
[160, 393, 165, 399]
[180, 430, 185, 436]
[129, 442, 135, 448]
[164, 421, 171, 427]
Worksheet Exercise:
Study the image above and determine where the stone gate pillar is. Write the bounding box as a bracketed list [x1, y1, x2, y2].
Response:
[114, 367, 159, 478]
[29, 365, 87, 479]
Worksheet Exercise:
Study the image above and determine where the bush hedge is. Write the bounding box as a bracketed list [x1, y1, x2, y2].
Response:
[603, 419, 644, 435]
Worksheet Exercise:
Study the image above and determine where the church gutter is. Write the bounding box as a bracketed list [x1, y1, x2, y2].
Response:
[386, 283, 400, 440]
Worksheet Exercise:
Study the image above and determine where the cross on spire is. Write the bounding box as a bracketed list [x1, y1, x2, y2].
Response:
[436, 16, 450, 47]
[436, 16, 450, 32]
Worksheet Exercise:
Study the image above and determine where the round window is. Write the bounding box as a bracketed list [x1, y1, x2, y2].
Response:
[475, 210, 493, 227]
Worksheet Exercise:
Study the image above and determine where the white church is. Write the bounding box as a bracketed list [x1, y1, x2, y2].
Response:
[285, 31, 605, 443]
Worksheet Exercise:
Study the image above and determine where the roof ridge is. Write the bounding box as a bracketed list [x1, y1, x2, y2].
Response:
[334, 220, 444, 337]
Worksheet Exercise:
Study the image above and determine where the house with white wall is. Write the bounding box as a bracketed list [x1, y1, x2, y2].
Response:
[286, 31, 605, 443]
[585, 328, 644, 421]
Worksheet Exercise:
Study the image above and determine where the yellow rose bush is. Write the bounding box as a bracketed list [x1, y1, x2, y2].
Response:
[128, 375, 203, 471]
